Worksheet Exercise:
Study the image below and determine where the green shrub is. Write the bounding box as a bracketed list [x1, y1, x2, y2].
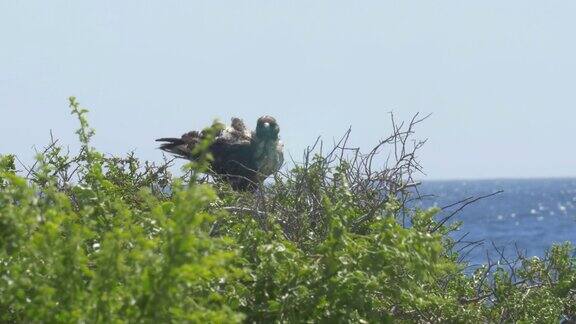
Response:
[0, 98, 574, 323]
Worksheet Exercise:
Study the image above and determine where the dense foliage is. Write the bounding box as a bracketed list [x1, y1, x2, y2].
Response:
[0, 98, 574, 323]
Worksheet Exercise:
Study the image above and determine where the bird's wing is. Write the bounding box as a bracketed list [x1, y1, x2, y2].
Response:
[209, 139, 257, 181]
[156, 131, 201, 159]
[210, 139, 254, 169]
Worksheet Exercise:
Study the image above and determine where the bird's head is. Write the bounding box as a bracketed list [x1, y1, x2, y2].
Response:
[255, 116, 280, 140]
[231, 117, 246, 131]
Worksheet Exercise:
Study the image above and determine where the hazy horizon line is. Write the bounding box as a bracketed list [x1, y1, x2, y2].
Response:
[420, 176, 576, 182]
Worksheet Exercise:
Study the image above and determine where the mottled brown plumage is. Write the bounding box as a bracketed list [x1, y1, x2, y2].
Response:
[156, 116, 283, 191]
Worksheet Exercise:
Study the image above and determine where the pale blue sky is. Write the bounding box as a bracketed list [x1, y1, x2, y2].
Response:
[1, 1, 575, 179]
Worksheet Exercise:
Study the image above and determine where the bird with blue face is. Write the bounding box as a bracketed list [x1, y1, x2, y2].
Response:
[156, 116, 283, 191]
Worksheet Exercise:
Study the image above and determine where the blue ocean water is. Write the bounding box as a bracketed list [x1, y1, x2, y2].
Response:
[416, 178, 576, 266]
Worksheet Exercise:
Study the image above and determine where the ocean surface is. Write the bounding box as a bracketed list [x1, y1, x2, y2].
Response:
[416, 178, 576, 266]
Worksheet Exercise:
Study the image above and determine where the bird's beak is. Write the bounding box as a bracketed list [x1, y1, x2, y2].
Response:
[263, 122, 270, 128]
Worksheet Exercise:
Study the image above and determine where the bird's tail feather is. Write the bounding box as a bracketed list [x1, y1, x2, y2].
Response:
[155, 138, 191, 158]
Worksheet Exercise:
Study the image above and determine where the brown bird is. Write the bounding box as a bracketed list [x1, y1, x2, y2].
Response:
[156, 116, 283, 191]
